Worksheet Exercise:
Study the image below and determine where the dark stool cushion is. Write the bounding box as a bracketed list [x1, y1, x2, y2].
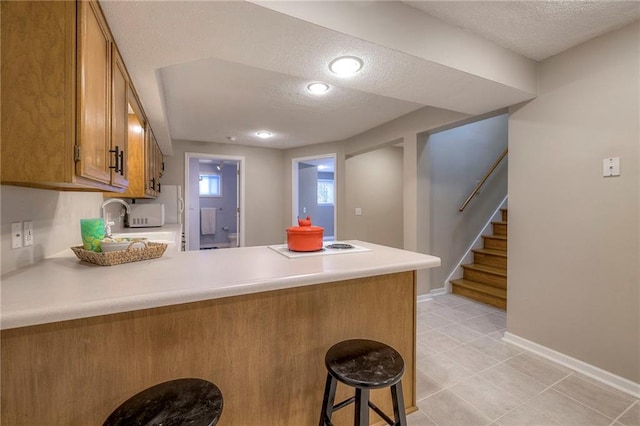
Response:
[104, 378, 223, 426]
[325, 339, 405, 389]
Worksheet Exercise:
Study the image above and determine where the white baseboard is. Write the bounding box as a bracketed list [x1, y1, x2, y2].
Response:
[417, 287, 448, 304]
[503, 332, 640, 399]
[430, 287, 447, 297]
[417, 294, 432, 303]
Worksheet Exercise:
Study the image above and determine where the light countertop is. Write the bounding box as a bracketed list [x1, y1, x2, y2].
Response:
[0, 241, 440, 330]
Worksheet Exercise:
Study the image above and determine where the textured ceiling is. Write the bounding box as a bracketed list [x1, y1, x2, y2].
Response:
[405, 1, 640, 61]
[100, 1, 639, 154]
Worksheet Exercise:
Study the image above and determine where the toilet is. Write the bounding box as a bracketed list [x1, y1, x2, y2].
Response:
[228, 233, 238, 247]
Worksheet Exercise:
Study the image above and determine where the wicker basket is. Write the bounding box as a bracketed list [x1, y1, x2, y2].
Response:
[71, 242, 168, 266]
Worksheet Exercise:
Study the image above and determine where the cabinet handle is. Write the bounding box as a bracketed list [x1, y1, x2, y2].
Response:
[118, 150, 125, 175]
[109, 146, 120, 172]
[158, 182, 161, 193]
[150, 177, 156, 190]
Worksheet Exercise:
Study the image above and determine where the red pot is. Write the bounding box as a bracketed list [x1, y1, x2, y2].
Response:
[286, 216, 324, 252]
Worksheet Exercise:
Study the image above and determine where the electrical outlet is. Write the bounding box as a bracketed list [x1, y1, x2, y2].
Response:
[23, 221, 34, 246]
[11, 222, 22, 249]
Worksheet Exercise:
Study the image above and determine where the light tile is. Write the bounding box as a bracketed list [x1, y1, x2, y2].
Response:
[466, 336, 523, 361]
[487, 330, 506, 341]
[416, 368, 445, 401]
[416, 340, 437, 360]
[418, 329, 462, 353]
[494, 404, 561, 426]
[478, 363, 547, 403]
[452, 303, 492, 319]
[572, 372, 635, 403]
[417, 390, 491, 426]
[432, 294, 471, 308]
[528, 389, 611, 426]
[459, 313, 506, 334]
[442, 344, 501, 372]
[420, 353, 475, 386]
[504, 352, 571, 386]
[618, 401, 640, 426]
[407, 409, 438, 426]
[438, 323, 485, 344]
[450, 375, 522, 420]
[419, 312, 454, 330]
[434, 304, 488, 323]
[419, 299, 449, 314]
[552, 374, 635, 419]
[416, 316, 433, 335]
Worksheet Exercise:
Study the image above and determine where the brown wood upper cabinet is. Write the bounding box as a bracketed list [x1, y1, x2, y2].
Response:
[1, 1, 128, 192]
[105, 92, 163, 199]
[145, 126, 164, 198]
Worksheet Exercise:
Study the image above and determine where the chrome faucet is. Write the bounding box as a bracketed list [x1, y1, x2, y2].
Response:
[101, 198, 131, 236]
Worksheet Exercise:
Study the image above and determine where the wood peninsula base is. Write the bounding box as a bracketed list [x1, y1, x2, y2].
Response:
[1, 271, 417, 425]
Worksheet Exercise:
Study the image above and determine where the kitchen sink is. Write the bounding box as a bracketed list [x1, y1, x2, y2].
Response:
[110, 225, 182, 250]
[111, 231, 176, 243]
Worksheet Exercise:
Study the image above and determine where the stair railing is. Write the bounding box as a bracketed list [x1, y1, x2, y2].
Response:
[459, 148, 508, 212]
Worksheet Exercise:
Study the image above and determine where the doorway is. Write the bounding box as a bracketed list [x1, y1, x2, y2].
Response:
[184, 152, 245, 251]
[292, 154, 337, 241]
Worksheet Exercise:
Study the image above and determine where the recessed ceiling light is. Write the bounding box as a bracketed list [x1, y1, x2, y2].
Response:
[256, 131, 273, 139]
[329, 56, 363, 76]
[307, 82, 330, 94]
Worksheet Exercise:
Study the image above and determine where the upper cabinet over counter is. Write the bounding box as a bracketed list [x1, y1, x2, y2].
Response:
[0, 0, 162, 195]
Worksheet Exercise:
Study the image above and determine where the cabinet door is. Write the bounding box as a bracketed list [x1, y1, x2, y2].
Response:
[144, 123, 156, 196]
[77, 0, 111, 184]
[110, 45, 129, 189]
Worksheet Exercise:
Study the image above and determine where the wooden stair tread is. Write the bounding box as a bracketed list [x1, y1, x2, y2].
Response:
[461, 263, 506, 276]
[472, 248, 507, 257]
[491, 221, 507, 225]
[483, 234, 507, 240]
[451, 278, 507, 299]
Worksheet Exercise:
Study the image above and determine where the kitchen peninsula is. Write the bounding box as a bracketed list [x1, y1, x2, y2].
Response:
[1, 241, 440, 425]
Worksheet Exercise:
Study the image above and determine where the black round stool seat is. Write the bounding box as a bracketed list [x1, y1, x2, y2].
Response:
[104, 378, 223, 426]
[319, 339, 407, 426]
[325, 339, 405, 389]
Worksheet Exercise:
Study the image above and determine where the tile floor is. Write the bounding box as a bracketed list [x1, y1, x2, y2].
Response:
[407, 294, 639, 426]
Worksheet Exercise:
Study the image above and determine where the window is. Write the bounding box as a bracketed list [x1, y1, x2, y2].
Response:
[199, 174, 222, 197]
[317, 179, 334, 205]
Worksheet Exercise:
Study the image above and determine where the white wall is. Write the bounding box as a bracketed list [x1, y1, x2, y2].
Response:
[0, 186, 104, 274]
[508, 22, 639, 383]
[428, 114, 508, 288]
[164, 140, 285, 247]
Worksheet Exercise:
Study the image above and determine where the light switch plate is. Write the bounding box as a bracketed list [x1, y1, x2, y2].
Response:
[355, 208, 362, 216]
[603, 157, 620, 177]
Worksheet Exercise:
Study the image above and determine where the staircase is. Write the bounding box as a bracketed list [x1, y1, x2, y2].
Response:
[450, 208, 507, 310]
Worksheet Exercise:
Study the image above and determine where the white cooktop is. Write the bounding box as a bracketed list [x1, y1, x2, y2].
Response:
[268, 242, 371, 259]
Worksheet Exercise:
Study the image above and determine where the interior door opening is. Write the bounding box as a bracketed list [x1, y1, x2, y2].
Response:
[292, 154, 337, 241]
[184, 152, 245, 251]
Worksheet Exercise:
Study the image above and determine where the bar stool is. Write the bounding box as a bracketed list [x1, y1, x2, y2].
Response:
[103, 378, 223, 426]
[319, 339, 407, 426]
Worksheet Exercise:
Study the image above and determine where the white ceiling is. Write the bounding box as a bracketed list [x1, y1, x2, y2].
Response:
[100, 1, 640, 155]
[405, 1, 640, 61]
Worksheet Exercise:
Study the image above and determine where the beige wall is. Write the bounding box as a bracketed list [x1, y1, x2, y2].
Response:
[164, 140, 286, 247]
[0, 186, 104, 274]
[508, 22, 640, 383]
[344, 146, 404, 249]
